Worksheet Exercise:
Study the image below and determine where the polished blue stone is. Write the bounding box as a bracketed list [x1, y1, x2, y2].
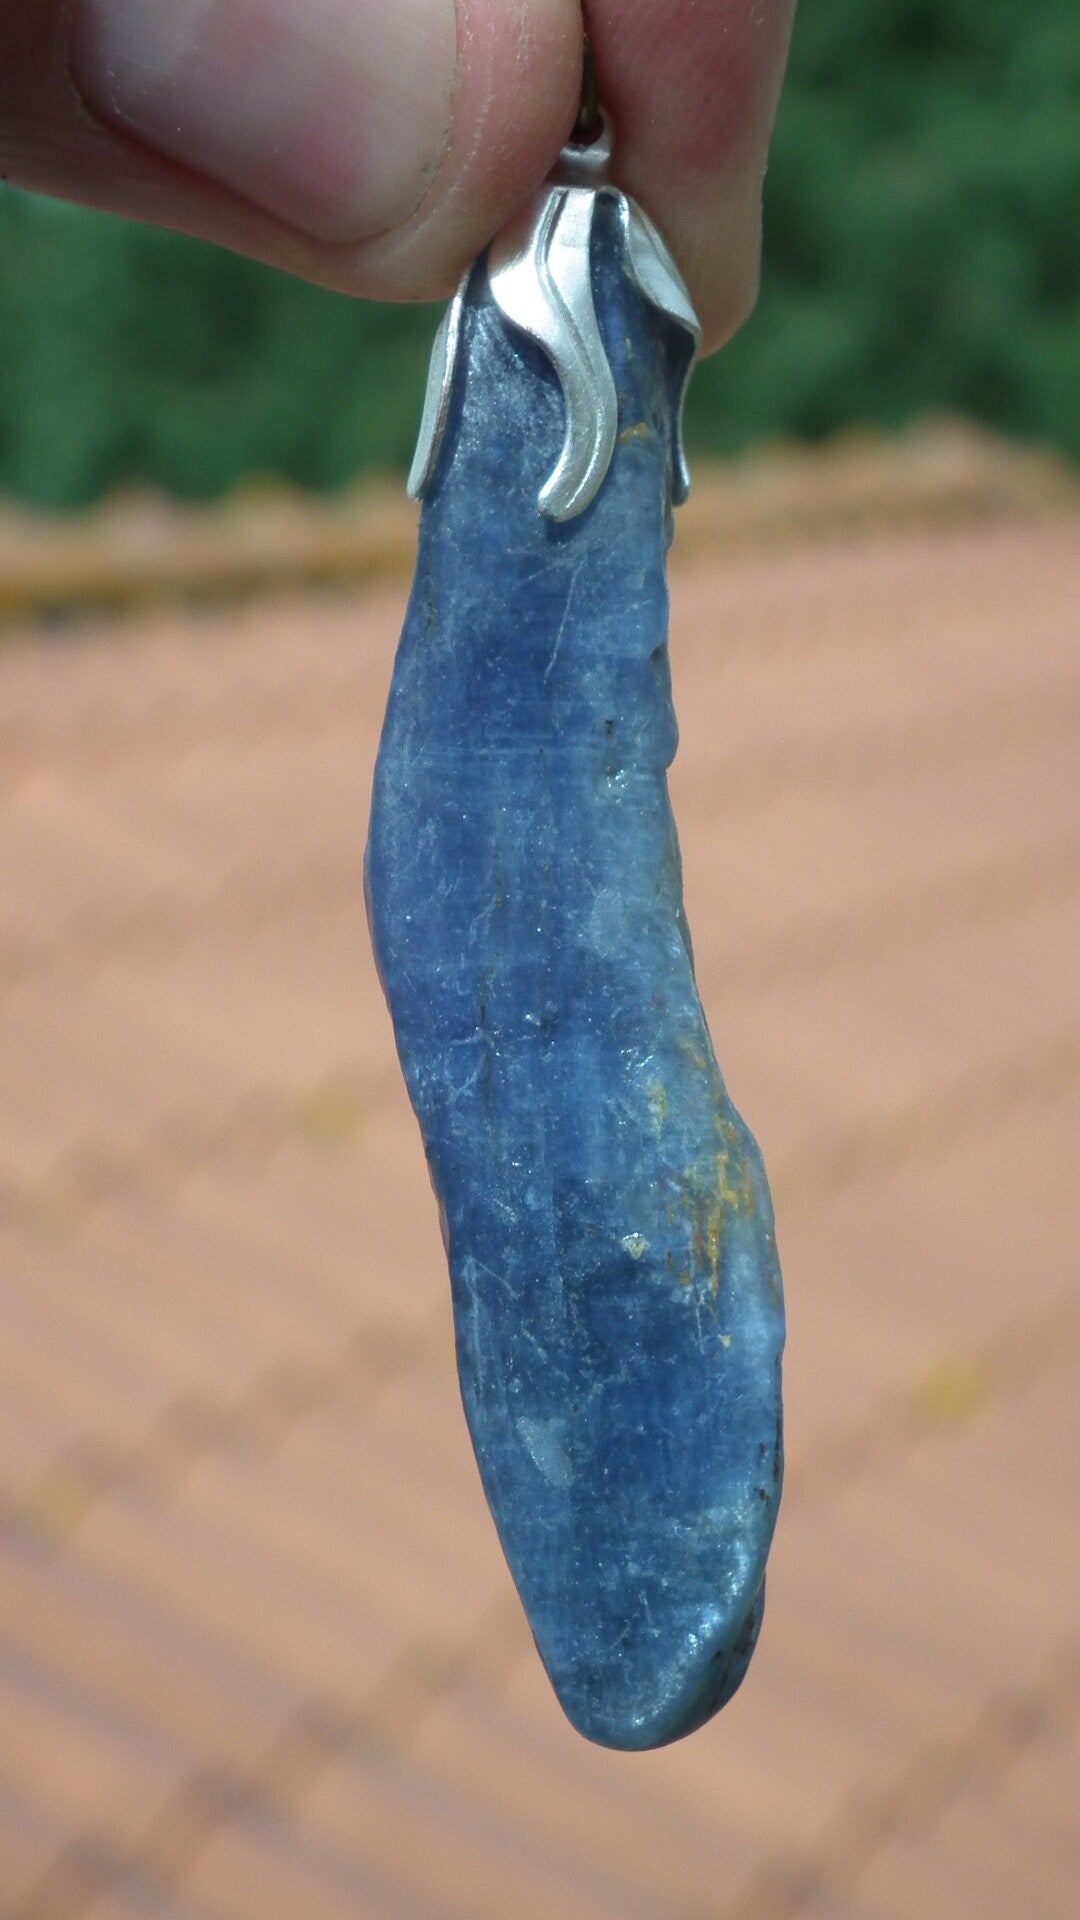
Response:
[366, 199, 785, 1749]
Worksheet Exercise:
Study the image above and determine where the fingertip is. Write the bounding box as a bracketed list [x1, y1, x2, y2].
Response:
[352, 0, 584, 300]
[667, 165, 767, 353]
[587, 0, 795, 353]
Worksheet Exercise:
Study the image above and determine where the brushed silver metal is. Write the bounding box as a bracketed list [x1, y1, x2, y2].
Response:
[490, 186, 617, 521]
[407, 279, 466, 503]
[554, 114, 614, 188]
[409, 119, 701, 519]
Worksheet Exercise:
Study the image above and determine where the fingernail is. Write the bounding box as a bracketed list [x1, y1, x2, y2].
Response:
[71, 0, 457, 242]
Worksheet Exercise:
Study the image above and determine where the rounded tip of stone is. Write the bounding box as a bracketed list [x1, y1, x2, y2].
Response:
[546, 1582, 768, 1752]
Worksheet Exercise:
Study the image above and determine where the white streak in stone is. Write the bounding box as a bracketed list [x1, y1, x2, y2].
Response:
[517, 1414, 573, 1488]
[544, 557, 586, 684]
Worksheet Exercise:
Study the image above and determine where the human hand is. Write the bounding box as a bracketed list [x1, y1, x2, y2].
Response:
[1, 1, 795, 350]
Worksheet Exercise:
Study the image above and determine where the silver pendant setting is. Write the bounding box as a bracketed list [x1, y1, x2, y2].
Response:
[408, 119, 702, 522]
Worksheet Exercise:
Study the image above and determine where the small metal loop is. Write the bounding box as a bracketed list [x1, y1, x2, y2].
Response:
[554, 111, 613, 189]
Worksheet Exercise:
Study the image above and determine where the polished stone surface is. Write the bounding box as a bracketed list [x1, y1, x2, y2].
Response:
[366, 200, 785, 1748]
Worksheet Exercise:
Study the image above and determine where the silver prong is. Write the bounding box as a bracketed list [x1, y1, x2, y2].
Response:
[620, 200, 702, 503]
[489, 188, 618, 522]
[407, 281, 466, 503]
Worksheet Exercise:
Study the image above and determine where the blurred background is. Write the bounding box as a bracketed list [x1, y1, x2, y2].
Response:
[2, 1, 1079, 505]
[0, 3, 1077, 1918]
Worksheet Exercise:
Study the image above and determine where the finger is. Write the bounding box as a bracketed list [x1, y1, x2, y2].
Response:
[587, 0, 797, 350]
[0, 0, 582, 300]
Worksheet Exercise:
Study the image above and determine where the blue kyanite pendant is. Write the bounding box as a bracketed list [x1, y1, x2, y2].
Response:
[366, 119, 785, 1749]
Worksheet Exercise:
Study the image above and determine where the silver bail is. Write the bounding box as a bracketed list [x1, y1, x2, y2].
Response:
[408, 113, 702, 519]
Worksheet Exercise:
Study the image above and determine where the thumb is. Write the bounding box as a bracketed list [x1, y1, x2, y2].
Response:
[0, 0, 581, 299]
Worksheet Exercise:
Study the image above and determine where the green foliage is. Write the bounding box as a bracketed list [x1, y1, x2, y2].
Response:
[1, 0, 1077, 505]
[693, 0, 1080, 460]
[0, 196, 440, 504]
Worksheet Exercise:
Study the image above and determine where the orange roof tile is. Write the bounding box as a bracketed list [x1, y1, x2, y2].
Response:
[0, 481, 1076, 1919]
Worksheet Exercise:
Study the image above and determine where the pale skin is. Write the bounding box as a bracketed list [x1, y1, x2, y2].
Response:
[0, 0, 796, 352]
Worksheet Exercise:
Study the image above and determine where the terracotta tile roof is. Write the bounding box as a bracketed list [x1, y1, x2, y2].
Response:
[0, 487, 1076, 1919]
